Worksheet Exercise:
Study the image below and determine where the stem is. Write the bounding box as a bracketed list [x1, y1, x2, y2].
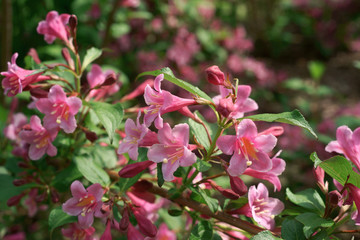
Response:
[205, 125, 225, 161]
[146, 182, 273, 236]
[194, 173, 227, 185]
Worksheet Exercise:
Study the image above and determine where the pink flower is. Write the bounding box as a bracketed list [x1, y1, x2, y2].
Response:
[143, 74, 196, 129]
[213, 85, 258, 119]
[243, 152, 286, 192]
[36, 85, 82, 133]
[4, 113, 27, 141]
[147, 123, 197, 181]
[325, 125, 360, 171]
[19, 115, 58, 160]
[118, 112, 157, 160]
[86, 64, 120, 101]
[346, 184, 360, 225]
[248, 183, 284, 230]
[217, 119, 276, 176]
[61, 223, 96, 240]
[62, 181, 104, 228]
[1, 53, 47, 96]
[37, 11, 70, 44]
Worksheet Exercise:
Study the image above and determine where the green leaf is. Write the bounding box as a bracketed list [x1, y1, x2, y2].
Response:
[74, 154, 110, 186]
[316, 155, 360, 188]
[157, 163, 164, 187]
[136, 67, 213, 102]
[244, 109, 317, 138]
[51, 162, 82, 192]
[295, 213, 333, 238]
[168, 209, 183, 216]
[190, 187, 219, 213]
[190, 220, 213, 240]
[286, 188, 325, 214]
[195, 159, 212, 172]
[188, 115, 211, 150]
[250, 231, 281, 240]
[308, 61, 325, 81]
[48, 207, 77, 232]
[87, 101, 123, 143]
[82, 47, 102, 71]
[310, 152, 322, 167]
[281, 218, 306, 240]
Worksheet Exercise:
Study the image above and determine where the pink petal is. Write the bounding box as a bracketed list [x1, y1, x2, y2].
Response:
[236, 85, 251, 102]
[216, 135, 236, 155]
[157, 123, 173, 145]
[172, 124, 189, 146]
[147, 144, 168, 163]
[60, 115, 77, 133]
[271, 157, 286, 175]
[250, 151, 272, 172]
[179, 147, 196, 167]
[154, 114, 164, 129]
[36, 98, 53, 115]
[30, 115, 44, 131]
[254, 134, 277, 153]
[62, 198, 83, 216]
[70, 180, 87, 198]
[237, 119, 257, 138]
[87, 183, 103, 201]
[28, 144, 46, 160]
[154, 74, 164, 92]
[227, 153, 247, 176]
[87, 64, 104, 88]
[353, 128, 360, 145]
[48, 85, 67, 103]
[325, 141, 344, 154]
[78, 212, 94, 228]
[46, 143, 57, 157]
[67, 97, 82, 115]
[162, 160, 180, 181]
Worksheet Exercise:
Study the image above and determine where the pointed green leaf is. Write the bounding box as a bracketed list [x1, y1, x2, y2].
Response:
[136, 67, 213, 102]
[49, 207, 77, 232]
[74, 154, 110, 186]
[82, 47, 102, 71]
[295, 213, 333, 238]
[87, 101, 123, 143]
[244, 109, 317, 138]
[190, 220, 213, 240]
[286, 188, 325, 214]
[157, 162, 165, 187]
[250, 231, 281, 240]
[281, 218, 306, 240]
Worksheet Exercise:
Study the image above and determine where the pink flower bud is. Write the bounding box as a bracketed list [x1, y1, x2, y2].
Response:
[119, 207, 130, 231]
[216, 98, 235, 118]
[132, 180, 153, 192]
[120, 79, 154, 102]
[28, 48, 41, 64]
[133, 210, 157, 237]
[13, 179, 28, 186]
[61, 48, 75, 69]
[69, 15, 78, 35]
[259, 126, 284, 137]
[328, 190, 341, 207]
[50, 188, 60, 203]
[7, 193, 25, 206]
[118, 160, 153, 178]
[29, 87, 49, 99]
[207, 180, 239, 200]
[127, 224, 144, 240]
[205, 65, 225, 85]
[100, 220, 112, 240]
[103, 73, 117, 86]
[229, 175, 248, 196]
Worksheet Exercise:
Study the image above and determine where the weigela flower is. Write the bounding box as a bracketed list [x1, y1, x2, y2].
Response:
[19, 115, 58, 160]
[1, 53, 48, 97]
[118, 111, 157, 160]
[147, 123, 197, 181]
[213, 85, 258, 119]
[248, 183, 284, 230]
[37, 11, 70, 44]
[347, 183, 360, 225]
[144, 74, 196, 129]
[61, 223, 95, 240]
[62, 181, 104, 228]
[86, 64, 120, 101]
[36, 85, 82, 133]
[243, 151, 286, 192]
[217, 119, 276, 176]
[4, 113, 27, 141]
[325, 125, 360, 171]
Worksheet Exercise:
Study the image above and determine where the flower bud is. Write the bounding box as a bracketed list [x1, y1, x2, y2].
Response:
[127, 224, 144, 240]
[100, 220, 112, 240]
[133, 210, 157, 237]
[328, 190, 341, 207]
[229, 175, 248, 196]
[28, 48, 41, 64]
[120, 79, 154, 102]
[118, 160, 153, 178]
[207, 180, 239, 200]
[7, 193, 25, 206]
[30, 87, 49, 99]
[50, 188, 60, 203]
[13, 179, 28, 186]
[216, 98, 235, 118]
[103, 73, 117, 86]
[35, 190, 47, 202]
[133, 180, 153, 192]
[205, 65, 225, 85]
[61, 48, 75, 69]
[119, 207, 130, 231]
[259, 126, 284, 137]
[69, 15, 78, 35]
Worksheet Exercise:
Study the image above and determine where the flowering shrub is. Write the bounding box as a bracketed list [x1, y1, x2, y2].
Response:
[1, 6, 360, 240]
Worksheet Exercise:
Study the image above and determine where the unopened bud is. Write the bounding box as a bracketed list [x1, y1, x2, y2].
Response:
[35, 191, 47, 202]
[207, 180, 239, 200]
[50, 188, 60, 203]
[120, 79, 154, 102]
[28, 48, 41, 64]
[133, 210, 157, 237]
[61, 48, 75, 69]
[216, 98, 235, 118]
[133, 180, 153, 192]
[119, 207, 129, 231]
[259, 126, 284, 136]
[205, 65, 225, 85]
[229, 175, 248, 196]
[118, 160, 153, 178]
[30, 87, 49, 98]
[7, 193, 25, 206]
[13, 179, 28, 186]
[328, 190, 341, 207]
[69, 15, 78, 35]
[81, 127, 98, 142]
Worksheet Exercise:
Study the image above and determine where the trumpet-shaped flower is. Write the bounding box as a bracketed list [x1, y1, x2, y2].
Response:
[1, 53, 48, 97]
[144, 74, 196, 129]
[37, 11, 70, 44]
[147, 123, 196, 181]
[213, 85, 258, 119]
[62, 181, 104, 228]
[325, 125, 360, 171]
[19, 115, 58, 160]
[248, 183, 284, 230]
[36, 85, 82, 133]
[217, 119, 276, 176]
[118, 111, 157, 160]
